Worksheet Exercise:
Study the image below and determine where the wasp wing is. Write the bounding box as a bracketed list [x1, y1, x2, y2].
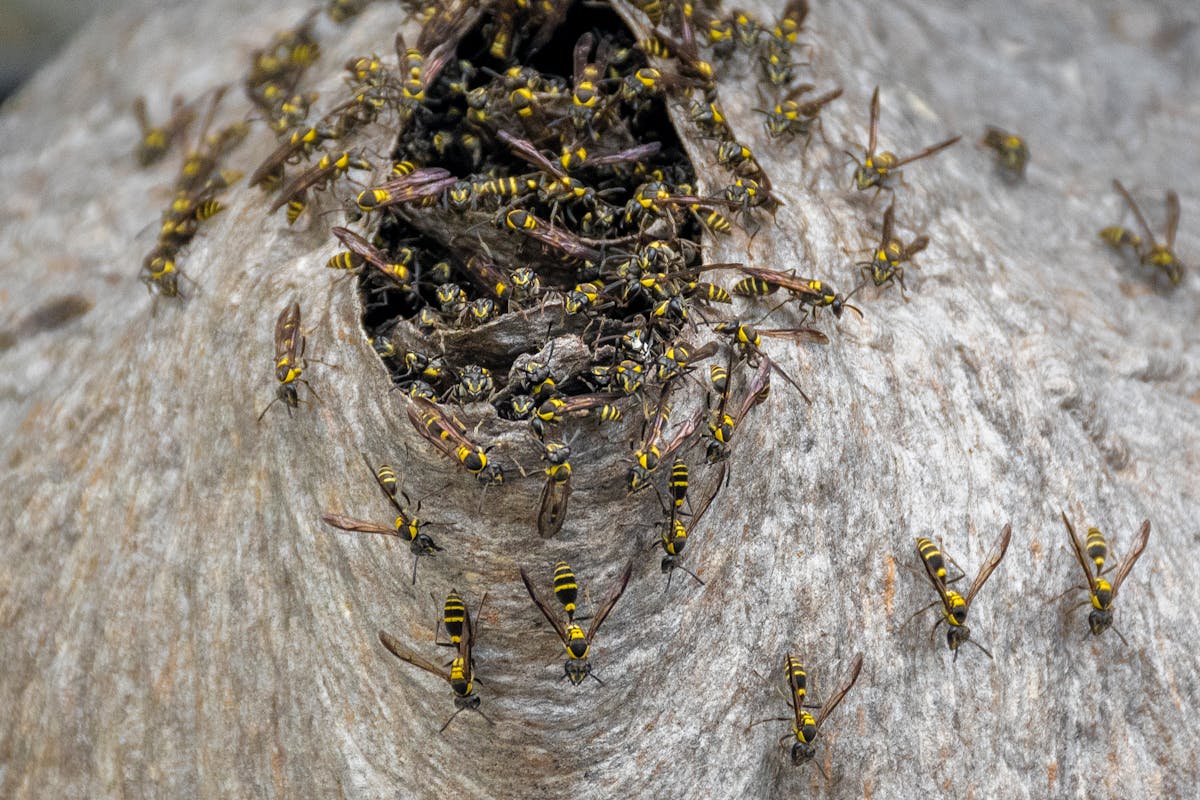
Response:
[585, 560, 633, 645]
[321, 513, 399, 537]
[1060, 511, 1100, 594]
[814, 652, 863, 728]
[520, 567, 571, 646]
[1110, 519, 1150, 600]
[379, 630, 451, 682]
[963, 522, 1012, 608]
[537, 474, 572, 539]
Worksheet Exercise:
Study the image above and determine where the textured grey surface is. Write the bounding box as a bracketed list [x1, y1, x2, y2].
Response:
[1, 0, 1199, 798]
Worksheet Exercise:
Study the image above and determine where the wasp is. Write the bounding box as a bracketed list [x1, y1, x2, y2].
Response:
[760, 84, 842, 143]
[393, 2, 486, 116]
[270, 150, 372, 221]
[378, 593, 493, 732]
[849, 86, 961, 192]
[503, 209, 602, 263]
[1057, 511, 1150, 645]
[1102, 180, 1186, 286]
[519, 560, 633, 685]
[533, 393, 622, 438]
[133, 95, 194, 166]
[710, 320, 827, 402]
[747, 652, 864, 774]
[458, 250, 513, 301]
[981, 126, 1029, 182]
[655, 340, 720, 383]
[331, 226, 414, 291]
[704, 351, 772, 465]
[248, 121, 341, 190]
[558, 141, 662, 173]
[321, 455, 444, 585]
[858, 202, 929, 292]
[909, 523, 1012, 660]
[569, 32, 612, 136]
[655, 461, 720, 587]
[730, 265, 862, 320]
[772, 0, 810, 45]
[356, 167, 458, 212]
[537, 438, 573, 539]
[407, 396, 504, 485]
[629, 385, 704, 492]
[447, 364, 494, 404]
[257, 301, 320, 421]
[140, 249, 187, 298]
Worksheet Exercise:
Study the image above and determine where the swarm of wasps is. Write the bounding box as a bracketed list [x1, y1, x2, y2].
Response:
[125, 0, 1170, 771]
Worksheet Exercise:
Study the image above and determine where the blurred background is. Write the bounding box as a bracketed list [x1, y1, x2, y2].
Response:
[0, 0, 125, 101]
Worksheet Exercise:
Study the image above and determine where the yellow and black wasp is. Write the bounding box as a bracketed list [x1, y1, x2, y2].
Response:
[747, 652, 863, 774]
[320, 455, 444, 585]
[269, 150, 372, 222]
[654, 340, 719, 383]
[257, 301, 320, 421]
[910, 524, 1012, 659]
[654, 460, 720, 587]
[759, 84, 842, 144]
[704, 350, 772, 466]
[247, 119, 341, 191]
[133, 95, 194, 166]
[537, 438, 573, 539]
[356, 166, 458, 212]
[857, 202, 929, 292]
[710, 320, 827, 402]
[628, 384, 704, 493]
[532, 393, 622, 439]
[502, 209, 604, 263]
[407, 396, 504, 486]
[849, 86, 961, 193]
[519, 560, 633, 685]
[730, 265, 862, 321]
[1056, 511, 1150, 645]
[568, 32, 612, 136]
[981, 126, 1029, 183]
[330, 226, 415, 291]
[378, 592, 493, 732]
[1102, 179, 1186, 286]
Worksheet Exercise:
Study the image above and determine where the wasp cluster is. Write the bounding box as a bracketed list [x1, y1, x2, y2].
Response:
[125, 0, 1174, 763]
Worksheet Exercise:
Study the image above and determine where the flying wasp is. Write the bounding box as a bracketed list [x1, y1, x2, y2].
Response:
[908, 523, 1012, 660]
[849, 86, 961, 193]
[320, 455, 444, 585]
[378, 592, 493, 732]
[519, 560, 633, 686]
[257, 301, 321, 421]
[1101, 179, 1186, 286]
[1056, 511, 1150, 645]
[981, 126, 1029, 182]
[747, 652, 864, 774]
